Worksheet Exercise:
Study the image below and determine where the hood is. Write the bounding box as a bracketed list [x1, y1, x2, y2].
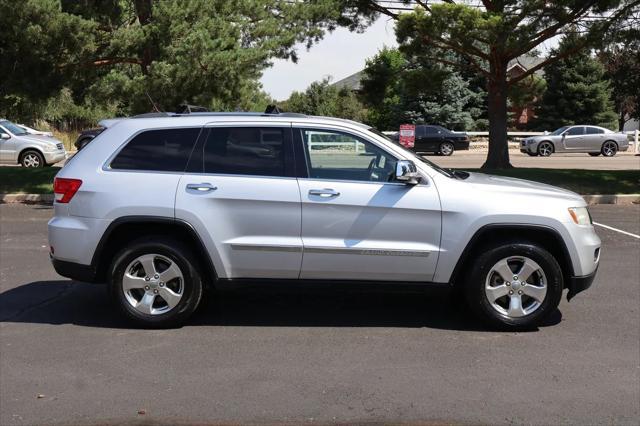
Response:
[20, 134, 62, 146]
[464, 172, 584, 203]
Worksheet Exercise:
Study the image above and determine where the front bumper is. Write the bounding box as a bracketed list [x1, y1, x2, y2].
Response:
[44, 150, 66, 165]
[567, 267, 598, 301]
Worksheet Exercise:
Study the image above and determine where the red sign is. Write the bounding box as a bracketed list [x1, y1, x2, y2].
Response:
[399, 124, 415, 148]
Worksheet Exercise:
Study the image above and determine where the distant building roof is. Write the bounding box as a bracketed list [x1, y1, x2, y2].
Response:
[507, 55, 545, 75]
[332, 55, 546, 92]
[331, 71, 364, 91]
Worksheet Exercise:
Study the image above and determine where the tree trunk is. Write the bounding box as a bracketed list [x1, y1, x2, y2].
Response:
[482, 61, 512, 169]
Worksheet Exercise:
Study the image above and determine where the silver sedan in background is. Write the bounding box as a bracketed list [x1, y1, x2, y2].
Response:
[520, 125, 629, 157]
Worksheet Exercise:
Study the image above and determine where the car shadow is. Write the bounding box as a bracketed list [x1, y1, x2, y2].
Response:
[0, 280, 562, 331]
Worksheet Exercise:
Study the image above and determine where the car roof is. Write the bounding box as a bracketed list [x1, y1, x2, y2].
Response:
[101, 112, 372, 131]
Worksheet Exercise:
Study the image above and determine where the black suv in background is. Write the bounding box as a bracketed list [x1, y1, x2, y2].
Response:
[413, 125, 469, 156]
[74, 127, 105, 151]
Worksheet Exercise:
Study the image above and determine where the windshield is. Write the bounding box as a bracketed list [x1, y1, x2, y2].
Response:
[550, 126, 569, 136]
[0, 120, 29, 136]
[367, 127, 455, 178]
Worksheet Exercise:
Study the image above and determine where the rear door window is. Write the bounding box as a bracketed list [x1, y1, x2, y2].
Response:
[586, 127, 605, 134]
[110, 128, 200, 172]
[187, 126, 293, 177]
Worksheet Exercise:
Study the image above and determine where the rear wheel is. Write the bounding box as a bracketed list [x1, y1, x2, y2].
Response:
[537, 142, 553, 157]
[588, 152, 601, 157]
[20, 150, 45, 168]
[110, 237, 204, 328]
[439, 141, 455, 156]
[601, 141, 618, 157]
[464, 242, 563, 330]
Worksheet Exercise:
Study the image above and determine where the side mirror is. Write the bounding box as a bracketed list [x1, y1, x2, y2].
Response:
[395, 160, 421, 185]
[1, 133, 10, 140]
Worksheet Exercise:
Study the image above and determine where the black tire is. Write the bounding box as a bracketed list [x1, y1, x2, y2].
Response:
[588, 152, 601, 157]
[601, 140, 618, 157]
[110, 237, 204, 328]
[20, 150, 45, 168]
[464, 242, 563, 330]
[439, 141, 455, 156]
[526, 152, 538, 157]
[537, 142, 554, 157]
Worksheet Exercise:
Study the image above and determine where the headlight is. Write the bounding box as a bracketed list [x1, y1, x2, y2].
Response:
[568, 207, 591, 225]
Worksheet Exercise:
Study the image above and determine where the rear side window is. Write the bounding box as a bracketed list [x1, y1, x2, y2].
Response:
[586, 127, 605, 134]
[110, 128, 200, 171]
[192, 127, 288, 177]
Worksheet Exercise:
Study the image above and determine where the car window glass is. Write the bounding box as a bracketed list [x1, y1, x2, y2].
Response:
[201, 127, 286, 177]
[566, 127, 584, 136]
[110, 128, 200, 171]
[586, 127, 604, 134]
[300, 129, 398, 183]
[415, 126, 425, 138]
[424, 126, 438, 134]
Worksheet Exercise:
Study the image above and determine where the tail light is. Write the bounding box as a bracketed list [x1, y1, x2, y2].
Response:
[53, 178, 82, 203]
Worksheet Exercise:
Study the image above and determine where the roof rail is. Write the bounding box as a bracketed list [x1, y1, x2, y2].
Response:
[132, 112, 171, 118]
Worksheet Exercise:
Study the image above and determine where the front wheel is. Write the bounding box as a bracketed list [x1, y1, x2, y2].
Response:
[601, 141, 618, 157]
[464, 242, 563, 330]
[110, 237, 204, 328]
[439, 141, 455, 156]
[537, 142, 553, 157]
[20, 150, 45, 168]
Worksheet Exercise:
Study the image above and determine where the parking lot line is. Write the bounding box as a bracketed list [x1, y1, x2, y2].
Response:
[593, 222, 640, 239]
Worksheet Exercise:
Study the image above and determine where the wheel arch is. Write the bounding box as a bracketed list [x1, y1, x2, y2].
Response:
[17, 146, 45, 164]
[449, 224, 574, 289]
[92, 216, 217, 286]
[537, 140, 555, 152]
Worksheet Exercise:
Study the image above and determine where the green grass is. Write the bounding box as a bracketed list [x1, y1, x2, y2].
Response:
[463, 168, 640, 194]
[0, 166, 637, 195]
[0, 167, 59, 194]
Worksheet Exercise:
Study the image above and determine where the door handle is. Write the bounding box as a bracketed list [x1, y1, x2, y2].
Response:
[309, 188, 340, 198]
[186, 183, 217, 192]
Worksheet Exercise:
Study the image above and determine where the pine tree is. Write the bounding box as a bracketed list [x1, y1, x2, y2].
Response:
[532, 34, 619, 131]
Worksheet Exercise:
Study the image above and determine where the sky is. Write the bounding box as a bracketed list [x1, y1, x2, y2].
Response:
[260, 17, 398, 101]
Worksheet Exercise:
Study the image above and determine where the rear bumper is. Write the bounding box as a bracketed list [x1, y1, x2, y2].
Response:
[51, 256, 98, 283]
[566, 267, 598, 301]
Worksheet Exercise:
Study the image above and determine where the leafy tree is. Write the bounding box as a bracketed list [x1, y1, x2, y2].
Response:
[336, 0, 640, 168]
[281, 78, 366, 121]
[0, 0, 358, 123]
[531, 34, 618, 131]
[598, 22, 640, 128]
[508, 74, 546, 129]
[360, 47, 483, 130]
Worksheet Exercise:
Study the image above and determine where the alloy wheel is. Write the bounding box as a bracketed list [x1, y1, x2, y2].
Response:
[440, 142, 454, 156]
[22, 153, 41, 167]
[484, 256, 547, 318]
[122, 254, 184, 315]
[602, 141, 617, 157]
[538, 143, 553, 157]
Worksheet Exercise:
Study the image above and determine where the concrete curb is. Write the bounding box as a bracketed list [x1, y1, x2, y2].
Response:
[2, 193, 638, 205]
[582, 194, 640, 205]
[1, 194, 54, 204]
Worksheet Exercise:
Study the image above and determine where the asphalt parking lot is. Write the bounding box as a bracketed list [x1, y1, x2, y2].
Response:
[1, 203, 638, 425]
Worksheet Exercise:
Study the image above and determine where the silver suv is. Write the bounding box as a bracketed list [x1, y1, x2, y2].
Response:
[48, 113, 601, 329]
[0, 119, 67, 167]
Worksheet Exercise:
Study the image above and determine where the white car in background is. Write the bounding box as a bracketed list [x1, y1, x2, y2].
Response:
[17, 124, 54, 137]
[0, 119, 66, 167]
